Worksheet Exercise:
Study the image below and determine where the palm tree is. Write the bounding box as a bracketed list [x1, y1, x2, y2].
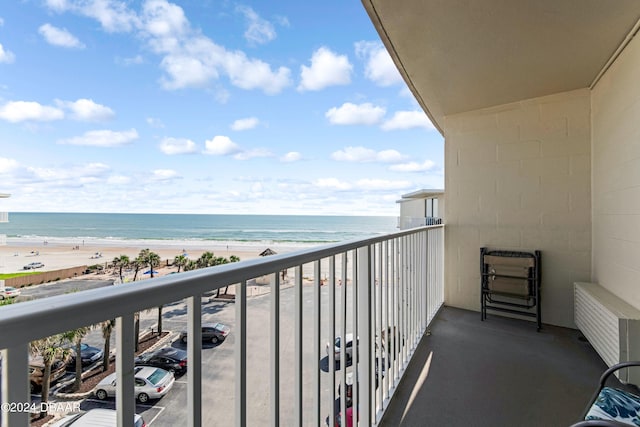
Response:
[139, 249, 163, 333]
[112, 254, 130, 282]
[222, 255, 241, 294]
[139, 248, 161, 278]
[30, 335, 69, 418]
[197, 251, 215, 269]
[100, 319, 115, 371]
[184, 259, 198, 271]
[131, 256, 145, 282]
[63, 326, 92, 391]
[173, 254, 188, 273]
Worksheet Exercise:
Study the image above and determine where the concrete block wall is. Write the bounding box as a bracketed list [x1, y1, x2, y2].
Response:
[444, 88, 591, 328]
[591, 31, 640, 311]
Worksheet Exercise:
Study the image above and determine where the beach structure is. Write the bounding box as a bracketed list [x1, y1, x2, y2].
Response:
[0, 193, 9, 271]
[2, 2, 640, 426]
[396, 189, 443, 230]
[0, 193, 9, 247]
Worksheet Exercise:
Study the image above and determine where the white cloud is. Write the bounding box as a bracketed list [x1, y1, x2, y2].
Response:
[389, 160, 436, 172]
[313, 178, 351, 191]
[0, 43, 14, 63]
[231, 117, 259, 131]
[234, 148, 272, 160]
[356, 179, 412, 191]
[0, 17, 4, 26]
[281, 152, 301, 162]
[151, 169, 180, 181]
[0, 157, 19, 173]
[57, 98, 115, 121]
[39, 23, 85, 48]
[0, 101, 64, 122]
[141, 1, 291, 94]
[298, 47, 352, 91]
[159, 137, 197, 154]
[203, 135, 241, 155]
[381, 111, 435, 131]
[58, 128, 139, 147]
[355, 41, 402, 87]
[107, 174, 131, 184]
[146, 117, 164, 128]
[325, 102, 385, 125]
[237, 5, 276, 45]
[45, 0, 140, 33]
[45, 0, 292, 95]
[331, 146, 406, 163]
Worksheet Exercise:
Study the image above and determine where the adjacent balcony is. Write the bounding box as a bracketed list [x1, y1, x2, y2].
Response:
[1, 225, 444, 426]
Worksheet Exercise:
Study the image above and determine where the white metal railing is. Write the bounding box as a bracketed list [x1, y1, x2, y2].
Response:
[0, 224, 444, 427]
[397, 216, 442, 230]
[0, 211, 8, 223]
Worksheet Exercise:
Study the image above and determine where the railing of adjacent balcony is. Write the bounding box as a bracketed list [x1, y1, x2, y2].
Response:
[397, 216, 442, 230]
[0, 211, 8, 223]
[0, 224, 444, 427]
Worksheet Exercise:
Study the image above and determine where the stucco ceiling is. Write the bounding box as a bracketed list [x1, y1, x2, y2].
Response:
[362, 0, 640, 133]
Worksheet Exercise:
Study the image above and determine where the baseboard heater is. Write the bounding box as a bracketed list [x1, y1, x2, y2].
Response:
[574, 282, 640, 383]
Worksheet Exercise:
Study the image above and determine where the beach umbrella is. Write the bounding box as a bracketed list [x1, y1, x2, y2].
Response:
[143, 270, 159, 275]
[259, 248, 277, 257]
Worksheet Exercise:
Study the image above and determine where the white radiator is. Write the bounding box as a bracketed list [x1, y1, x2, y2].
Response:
[574, 282, 640, 383]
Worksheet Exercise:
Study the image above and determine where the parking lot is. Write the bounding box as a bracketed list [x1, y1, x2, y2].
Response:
[25, 281, 351, 426]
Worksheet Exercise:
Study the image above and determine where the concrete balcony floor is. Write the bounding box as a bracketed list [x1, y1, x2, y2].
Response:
[380, 306, 608, 427]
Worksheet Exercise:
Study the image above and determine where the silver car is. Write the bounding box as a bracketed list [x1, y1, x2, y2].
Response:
[93, 366, 174, 403]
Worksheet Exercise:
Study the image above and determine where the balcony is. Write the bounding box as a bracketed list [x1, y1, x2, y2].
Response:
[0, 211, 8, 223]
[1, 225, 444, 426]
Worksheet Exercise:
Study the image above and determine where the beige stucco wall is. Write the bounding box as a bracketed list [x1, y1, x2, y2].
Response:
[591, 32, 640, 311]
[443, 88, 592, 328]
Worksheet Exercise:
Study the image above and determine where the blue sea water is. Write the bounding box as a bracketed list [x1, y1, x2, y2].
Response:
[3, 213, 398, 245]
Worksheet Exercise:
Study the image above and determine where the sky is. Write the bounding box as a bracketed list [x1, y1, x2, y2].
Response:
[0, 0, 444, 216]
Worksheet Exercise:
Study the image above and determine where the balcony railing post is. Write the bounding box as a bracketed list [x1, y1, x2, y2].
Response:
[1, 344, 29, 427]
[188, 295, 202, 427]
[116, 313, 135, 427]
[270, 273, 280, 427]
[294, 266, 303, 427]
[357, 245, 372, 426]
[313, 261, 321, 426]
[236, 282, 247, 427]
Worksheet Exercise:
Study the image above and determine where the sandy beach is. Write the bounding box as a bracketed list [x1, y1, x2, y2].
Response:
[0, 238, 299, 277]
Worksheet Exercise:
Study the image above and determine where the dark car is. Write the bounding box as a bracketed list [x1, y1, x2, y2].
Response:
[67, 343, 104, 367]
[134, 347, 188, 375]
[180, 322, 230, 344]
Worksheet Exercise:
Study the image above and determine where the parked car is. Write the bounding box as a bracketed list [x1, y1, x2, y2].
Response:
[23, 262, 44, 270]
[93, 366, 175, 403]
[29, 356, 68, 393]
[135, 347, 188, 375]
[66, 343, 103, 367]
[0, 286, 20, 299]
[326, 334, 358, 361]
[180, 322, 230, 344]
[49, 408, 146, 427]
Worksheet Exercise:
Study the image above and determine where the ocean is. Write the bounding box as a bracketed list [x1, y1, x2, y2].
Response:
[2, 213, 398, 247]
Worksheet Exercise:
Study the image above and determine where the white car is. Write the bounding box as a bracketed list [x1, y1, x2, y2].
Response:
[23, 262, 44, 270]
[49, 408, 146, 427]
[93, 366, 175, 403]
[326, 334, 358, 362]
[0, 286, 20, 300]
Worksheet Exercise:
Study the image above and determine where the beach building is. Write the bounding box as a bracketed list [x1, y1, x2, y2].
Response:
[3, 2, 640, 426]
[0, 193, 9, 271]
[0, 193, 9, 247]
[396, 189, 443, 230]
